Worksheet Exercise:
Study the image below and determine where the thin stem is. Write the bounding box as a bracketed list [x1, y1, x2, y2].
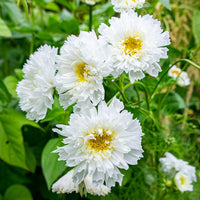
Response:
[89, 5, 93, 31]
[150, 59, 200, 100]
[133, 81, 150, 111]
[134, 84, 140, 106]
[107, 79, 129, 104]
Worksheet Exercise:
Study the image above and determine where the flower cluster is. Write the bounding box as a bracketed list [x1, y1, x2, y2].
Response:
[168, 65, 190, 87]
[16, 0, 172, 197]
[159, 152, 197, 192]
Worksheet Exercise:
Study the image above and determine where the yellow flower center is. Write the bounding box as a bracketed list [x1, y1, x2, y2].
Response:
[122, 33, 142, 55]
[180, 176, 185, 185]
[75, 63, 90, 82]
[171, 69, 180, 76]
[87, 129, 114, 152]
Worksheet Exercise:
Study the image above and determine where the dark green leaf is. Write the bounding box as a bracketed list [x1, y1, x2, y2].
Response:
[0, 108, 40, 170]
[2, 2, 25, 25]
[0, 80, 11, 111]
[162, 92, 186, 115]
[41, 138, 67, 190]
[24, 143, 37, 173]
[4, 184, 33, 200]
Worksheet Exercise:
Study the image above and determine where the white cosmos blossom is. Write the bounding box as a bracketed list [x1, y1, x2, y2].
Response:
[168, 65, 190, 87]
[159, 152, 197, 191]
[159, 152, 188, 176]
[81, 0, 101, 5]
[111, 0, 145, 13]
[53, 97, 144, 187]
[16, 45, 57, 122]
[52, 169, 110, 196]
[174, 171, 193, 192]
[55, 31, 111, 109]
[99, 11, 170, 83]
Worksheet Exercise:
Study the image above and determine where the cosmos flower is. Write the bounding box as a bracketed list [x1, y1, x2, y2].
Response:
[16, 45, 57, 122]
[52, 169, 110, 196]
[159, 152, 197, 192]
[168, 65, 190, 86]
[55, 31, 111, 110]
[159, 152, 188, 176]
[174, 171, 193, 192]
[111, 0, 145, 13]
[99, 11, 170, 83]
[53, 97, 144, 187]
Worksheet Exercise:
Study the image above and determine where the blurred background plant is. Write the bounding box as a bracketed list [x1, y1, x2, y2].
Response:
[0, 0, 200, 199]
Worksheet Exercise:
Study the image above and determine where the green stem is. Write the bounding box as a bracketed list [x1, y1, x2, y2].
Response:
[134, 84, 140, 106]
[150, 59, 200, 100]
[133, 81, 150, 111]
[107, 79, 129, 104]
[89, 5, 93, 31]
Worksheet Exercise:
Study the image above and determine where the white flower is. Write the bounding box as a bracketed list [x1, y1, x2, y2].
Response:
[52, 169, 110, 196]
[174, 171, 193, 192]
[159, 152, 197, 184]
[16, 45, 57, 121]
[81, 0, 101, 5]
[168, 65, 190, 86]
[52, 169, 79, 194]
[99, 11, 170, 83]
[159, 152, 188, 176]
[53, 97, 144, 187]
[55, 31, 111, 109]
[111, 0, 145, 13]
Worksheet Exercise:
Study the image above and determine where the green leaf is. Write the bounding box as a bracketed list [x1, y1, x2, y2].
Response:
[0, 108, 40, 170]
[192, 9, 200, 45]
[14, 69, 24, 81]
[0, 17, 12, 37]
[45, 2, 60, 12]
[0, 194, 2, 200]
[0, 80, 11, 111]
[4, 184, 33, 200]
[159, 0, 171, 10]
[41, 138, 67, 190]
[3, 76, 18, 98]
[162, 92, 186, 115]
[2, 1, 25, 25]
[24, 143, 37, 173]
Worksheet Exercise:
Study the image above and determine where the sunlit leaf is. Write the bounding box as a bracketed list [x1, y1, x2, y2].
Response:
[41, 138, 68, 190]
[0, 108, 40, 170]
[3, 76, 18, 98]
[0, 17, 12, 37]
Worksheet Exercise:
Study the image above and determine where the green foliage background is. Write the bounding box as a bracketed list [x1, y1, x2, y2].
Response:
[0, 0, 200, 199]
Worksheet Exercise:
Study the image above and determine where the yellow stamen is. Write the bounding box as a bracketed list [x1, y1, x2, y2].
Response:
[180, 176, 185, 185]
[87, 129, 114, 152]
[171, 70, 180, 76]
[75, 63, 90, 82]
[122, 33, 142, 55]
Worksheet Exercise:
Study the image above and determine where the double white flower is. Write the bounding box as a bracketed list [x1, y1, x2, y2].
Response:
[99, 11, 170, 83]
[111, 0, 145, 13]
[168, 65, 190, 87]
[16, 45, 57, 122]
[55, 31, 112, 109]
[53, 97, 144, 188]
[159, 152, 196, 192]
